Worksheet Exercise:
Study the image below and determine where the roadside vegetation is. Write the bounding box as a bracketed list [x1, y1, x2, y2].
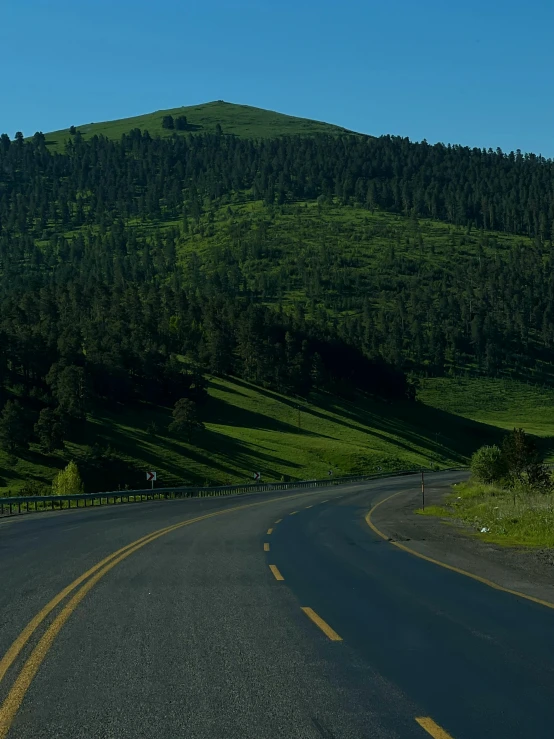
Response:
[419, 428, 554, 547]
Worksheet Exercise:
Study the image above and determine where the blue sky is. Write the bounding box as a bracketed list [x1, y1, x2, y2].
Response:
[2, 0, 553, 155]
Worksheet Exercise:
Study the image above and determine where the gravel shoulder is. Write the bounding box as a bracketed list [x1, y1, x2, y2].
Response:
[371, 477, 554, 606]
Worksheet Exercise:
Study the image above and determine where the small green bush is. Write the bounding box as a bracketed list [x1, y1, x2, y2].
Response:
[470, 445, 505, 483]
[52, 461, 84, 496]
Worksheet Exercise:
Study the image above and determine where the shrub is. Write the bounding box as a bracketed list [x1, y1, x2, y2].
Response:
[470, 445, 505, 483]
[52, 461, 84, 496]
[20, 479, 49, 496]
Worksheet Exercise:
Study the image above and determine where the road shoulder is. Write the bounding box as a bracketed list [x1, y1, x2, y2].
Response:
[370, 482, 554, 607]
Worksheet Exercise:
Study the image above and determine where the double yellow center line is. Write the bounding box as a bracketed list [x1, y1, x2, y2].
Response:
[0, 489, 334, 739]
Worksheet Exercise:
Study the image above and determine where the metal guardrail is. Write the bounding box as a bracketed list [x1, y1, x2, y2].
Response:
[0, 467, 468, 518]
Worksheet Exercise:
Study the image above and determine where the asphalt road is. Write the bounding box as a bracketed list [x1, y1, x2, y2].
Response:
[2, 471, 554, 738]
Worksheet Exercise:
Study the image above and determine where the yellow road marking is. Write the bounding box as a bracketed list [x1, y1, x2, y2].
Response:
[289, 511, 298, 515]
[0, 528, 179, 739]
[267, 528, 273, 535]
[319, 499, 328, 504]
[264, 543, 270, 552]
[415, 716, 455, 738]
[269, 564, 284, 581]
[0, 522, 181, 686]
[305, 505, 313, 509]
[274, 518, 282, 524]
[301, 607, 342, 641]
[0, 487, 334, 738]
[366, 492, 554, 611]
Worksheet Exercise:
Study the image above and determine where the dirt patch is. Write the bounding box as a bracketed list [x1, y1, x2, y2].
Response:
[371, 479, 554, 606]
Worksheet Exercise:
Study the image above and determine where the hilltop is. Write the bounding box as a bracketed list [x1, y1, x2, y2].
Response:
[42, 100, 358, 151]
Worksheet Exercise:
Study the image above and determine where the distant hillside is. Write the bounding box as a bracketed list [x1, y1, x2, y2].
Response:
[42, 101, 358, 151]
[0, 376, 493, 496]
[2, 105, 554, 494]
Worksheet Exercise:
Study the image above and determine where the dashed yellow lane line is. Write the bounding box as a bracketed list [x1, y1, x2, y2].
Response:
[415, 716, 455, 738]
[264, 543, 270, 552]
[319, 499, 328, 504]
[366, 491, 554, 611]
[289, 511, 298, 516]
[275, 518, 282, 524]
[269, 564, 284, 581]
[305, 505, 313, 509]
[267, 528, 273, 535]
[301, 607, 342, 641]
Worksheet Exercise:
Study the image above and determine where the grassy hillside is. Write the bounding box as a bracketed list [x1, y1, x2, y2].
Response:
[4, 374, 553, 498]
[5, 104, 553, 495]
[178, 199, 530, 299]
[0, 376, 497, 497]
[42, 101, 357, 151]
[419, 378, 554, 446]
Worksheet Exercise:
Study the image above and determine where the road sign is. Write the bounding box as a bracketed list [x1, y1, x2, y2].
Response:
[146, 471, 157, 482]
[253, 472, 261, 481]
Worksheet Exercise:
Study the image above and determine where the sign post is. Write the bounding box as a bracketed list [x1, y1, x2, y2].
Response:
[146, 470, 157, 490]
[421, 470, 425, 511]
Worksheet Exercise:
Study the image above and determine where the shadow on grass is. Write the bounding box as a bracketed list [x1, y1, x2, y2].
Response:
[327, 395, 505, 463]
[203, 393, 327, 438]
[226, 377, 503, 464]
[90, 409, 303, 487]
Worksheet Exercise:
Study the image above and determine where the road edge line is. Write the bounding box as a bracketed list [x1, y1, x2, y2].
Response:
[365, 491, 554, 611]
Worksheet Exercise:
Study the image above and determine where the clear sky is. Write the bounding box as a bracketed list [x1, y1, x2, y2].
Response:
[2, 0, 553, 156]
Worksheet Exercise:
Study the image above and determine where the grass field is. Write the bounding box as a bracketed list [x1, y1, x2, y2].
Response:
[3, 375, 552, 498]
[417, 480, 554, 548]
[416, 377, 554, 548]
[419, 378, 554, 455]
[42, 101, 357, 152]
[0, 376, 500, 497]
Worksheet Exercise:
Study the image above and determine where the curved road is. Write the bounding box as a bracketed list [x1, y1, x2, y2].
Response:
[2, 471, 554, 738]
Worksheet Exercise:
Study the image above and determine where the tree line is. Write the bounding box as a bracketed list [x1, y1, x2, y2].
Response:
[1, 127, 553, 239]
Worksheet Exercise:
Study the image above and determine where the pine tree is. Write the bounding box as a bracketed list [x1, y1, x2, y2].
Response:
[0, 400, 33, 452]
[35, 408, 65, 453]
[169, 398, 203, 442]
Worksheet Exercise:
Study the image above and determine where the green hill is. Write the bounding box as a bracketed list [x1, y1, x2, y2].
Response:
[4, 374, 554, 497]
[3, 102, 554, 496]
[0, 376, 489, 496]
[42, 100, 358, 152]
